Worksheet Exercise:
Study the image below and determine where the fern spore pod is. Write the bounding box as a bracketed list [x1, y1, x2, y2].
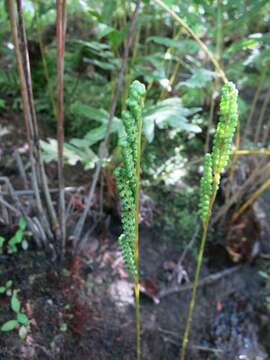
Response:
[212, 81, 239, 179]
[199, 153, 213, 222]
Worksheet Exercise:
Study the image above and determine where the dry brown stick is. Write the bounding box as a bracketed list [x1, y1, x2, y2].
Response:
[8, 0, 51, 241]
[0, 177, 48, 246]
[17, 0, 59, 235]
[159, 329, 222, 354]
[14, 150, 29, 189]
[212, 162, 270, 225]
[254, 90, 270, 144]
[56, 0, 67, 255]
[0, 187, 79, 197]
[158, 265, 240, 299]
[0, 197, 19, 215]
[73, 0, 142, 245]
[12, 1, 59, 243]
[16, 0, 59, 237]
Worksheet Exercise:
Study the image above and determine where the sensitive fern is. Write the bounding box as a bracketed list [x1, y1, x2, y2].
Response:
[212, 81, 239, 185]
[115, 80, 146, 277]
[198, 81, 238, 223]
[199, 153, 213, 222]
[181, 81, 239, 360]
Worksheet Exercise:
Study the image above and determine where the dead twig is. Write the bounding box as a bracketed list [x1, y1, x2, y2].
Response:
[14, 150, 29, 189]
[56, 0, 67, 255]
[0, 177, 47, 247]
[159, 328, 222, 354]
[8, 0, 59, 244]
[158, 265, 240, 299]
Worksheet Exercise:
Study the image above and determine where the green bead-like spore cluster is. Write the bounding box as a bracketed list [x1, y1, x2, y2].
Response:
[199, 81, 238, 222]
[212, 82, 239, 185]
[199, 153, 213, 221]
[115, 80, 146, 276]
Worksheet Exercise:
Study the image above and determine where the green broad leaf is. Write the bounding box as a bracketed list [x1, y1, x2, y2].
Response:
[70, 103, 108, 123]
[90, 58, 118, 71]
[10, 229, 24, 245]
[5, 280, 12, 289]
[0, 287, 6, 294]
[96, 23, 115, 39]
[41, 139, 98, 170]
[143, 98, 201, 142]
[17, 313, 29, 325]
[11, 291, 21, 313]
[0, 99, 5, 109]
[0, 236, 5, 247]
[1, 320, 18, 332]
[143, 117, 155, 143]
[147, 36, 198, 54]
[74, 40, 110, 52]
[179, 68, 216, 88]
[0, 236, 4, 254]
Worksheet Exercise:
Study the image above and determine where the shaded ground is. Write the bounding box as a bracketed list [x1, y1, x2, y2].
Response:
[0, 222, 269, 360]
[0, 112, 270, 360]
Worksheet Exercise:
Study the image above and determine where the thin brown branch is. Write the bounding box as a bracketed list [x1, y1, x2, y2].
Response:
[9, 0, 60, 245]
[158, 266, 240, 299]
[8, 0, 50, 238]
[56, 0, 67, 255]
[14, 150, 29, 189]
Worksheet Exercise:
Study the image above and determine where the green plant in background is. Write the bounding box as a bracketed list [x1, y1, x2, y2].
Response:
[8, 217, 28, 254]
[0, 235, 4, 254]
[0, 280, 13, 295]
[0, 285, 30, 340]
[114, 80, 146, 360]
[180, 81, 239, 360]
[0, 217, 28, 255]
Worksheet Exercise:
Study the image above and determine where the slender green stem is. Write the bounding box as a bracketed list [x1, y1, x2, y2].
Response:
[135, 280, 141, 360]
[180, 183, 218, 360]
[179, 221, 208, 360]
[134, 98, 144, 360]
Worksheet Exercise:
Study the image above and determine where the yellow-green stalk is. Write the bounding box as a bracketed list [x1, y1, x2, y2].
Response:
[114, 80, 146, 360]
[180, 81, 239, 360]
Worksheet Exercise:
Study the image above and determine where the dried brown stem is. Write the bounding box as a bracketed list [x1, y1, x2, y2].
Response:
[8, 0, 60, 246]
[56, 0, 67, 255]
[158, 265, 240, 299]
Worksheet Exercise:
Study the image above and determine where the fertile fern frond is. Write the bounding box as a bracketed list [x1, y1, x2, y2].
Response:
[212, 81, 239, 185]
[199, 81, 238, 223]
[199, 153, 213, 222]
[115, 80, 146, 277]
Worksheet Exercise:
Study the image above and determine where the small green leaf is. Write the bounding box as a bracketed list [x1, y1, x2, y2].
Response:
[0, 287, 6, 294]
[11, 291, 21, 313]
[0, 236, 5, 247]
[18, 217, 27, 230]
[1, 320, 18, 332]
[5, 280, 12, 289]
[17, 313, 29, 325]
